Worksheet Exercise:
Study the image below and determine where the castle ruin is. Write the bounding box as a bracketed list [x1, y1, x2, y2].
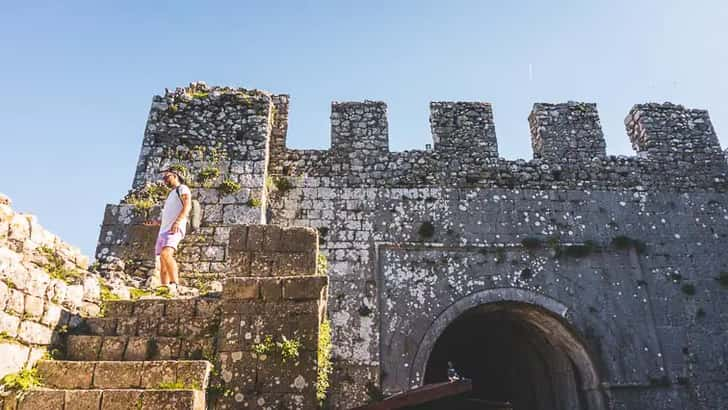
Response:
[2, 81, 728, 409]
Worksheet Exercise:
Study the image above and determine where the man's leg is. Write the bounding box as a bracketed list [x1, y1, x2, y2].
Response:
[156, 234, 169, 286]
[161, 247, 179, 284]
[159, 254, 169, 285]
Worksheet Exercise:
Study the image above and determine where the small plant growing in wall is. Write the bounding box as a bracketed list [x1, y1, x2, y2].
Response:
[122, 181, 171, 218]
[316, 254, 328, 276]
[158, 380, 198, 390]
[277, 336, 301, 363]
[190, 91, 209, 99]
[246, 197, 261, 208]
[251, 335, 301, 363]
[316, 319, 333, 403]
[219, 179, 241, 196]
[36, 246, 83, 284]
[251, 335, 275, 356]
[0, 368, 43, 399]
[273, 176, 293, 193]
[197, 167, 220, 187]
[681, 283, 696, 296]
[129, 288, 152, 300]
[417, 221, 435, 240]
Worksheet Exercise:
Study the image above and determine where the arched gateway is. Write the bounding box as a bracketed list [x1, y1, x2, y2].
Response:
[410, 289, 607, 410]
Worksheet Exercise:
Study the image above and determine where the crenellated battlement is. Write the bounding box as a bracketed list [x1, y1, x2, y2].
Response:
[130, 83, 728, 197]
[430, 101, 498, 158]
[268, 97, 728, 191]
[529, 102, 606, 163]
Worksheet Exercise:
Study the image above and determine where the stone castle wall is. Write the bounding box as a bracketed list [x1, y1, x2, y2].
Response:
[96, 83, 728, 409]
[265, 97, 728, 408]
[0, 195, 102, 379]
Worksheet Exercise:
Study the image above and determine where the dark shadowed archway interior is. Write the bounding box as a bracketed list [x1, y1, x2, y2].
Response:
[424, 302, 595, 410]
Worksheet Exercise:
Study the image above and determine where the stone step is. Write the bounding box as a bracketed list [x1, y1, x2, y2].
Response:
[65, 335, 215, 362]
[36, 360, 211, 390]
[84, 315, 219, 338]
[6, 388, 204, 410]
[101, 297, 221, 319]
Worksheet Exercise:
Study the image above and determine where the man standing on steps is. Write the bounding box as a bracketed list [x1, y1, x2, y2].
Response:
[154, 167, 191, 295]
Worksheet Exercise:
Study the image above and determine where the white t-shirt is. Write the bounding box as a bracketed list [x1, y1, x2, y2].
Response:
[160, 184, 191, 234]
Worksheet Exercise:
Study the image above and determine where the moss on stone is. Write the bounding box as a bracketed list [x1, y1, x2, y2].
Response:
[316, 319, 332, 403]
[520, 237, 542, 250]
[37, 246, 83, 284]
[681, 283, 696, 296]
[219, 179, 241, 195]
[1, 367, 42, 393]
[417, 221, 435, 239]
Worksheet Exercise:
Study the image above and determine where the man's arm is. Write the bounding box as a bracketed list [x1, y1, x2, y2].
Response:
[170, 193, 191, 233]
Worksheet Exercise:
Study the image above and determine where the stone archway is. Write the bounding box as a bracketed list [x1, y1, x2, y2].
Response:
[410, 288, 606, 410]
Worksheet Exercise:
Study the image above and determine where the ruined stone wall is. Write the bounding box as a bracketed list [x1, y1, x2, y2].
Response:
[0, 195, 101, 379]
[97, 82, 284, 282]
[265, 100, 728, 408]
[94, 84, 728, 409]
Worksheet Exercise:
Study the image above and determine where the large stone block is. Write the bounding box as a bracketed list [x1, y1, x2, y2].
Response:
[64, 390, 102, 410]
[103, 301, 134, 317]
[229, 251, 251, 275]
[0, 342, 29, 378]
[279, 227, 318, 253]
[40, 303, 63, 327]
[282, 276, 328, 301]
[0, 310, 20, 336]
[36, 360, 95, 389]
[176, 361, 212, 389]
[223, 278, 260, 300]
[150, 337, 181, 360]
[140, 361, 177, 388]
[5, 289, 24, 316]
[66, 335, 102, 361]
[140, 390, 204, 410]
[124, 337, 151, 361]
[17, 320, 52, 345]
[256, 350, 318, 394]
[164, 299, 196, 318]
[132, 300, 165, 317]
[85, 318, 117, 336]
[93, 362, 143, 389]
[16, 389, 64, 410]
[0, 281, 9, 311]
[7, 214, 30, 243]
[260, 278, 283, 301]
[22, 295, 44, 321]
[116, 317, 138, 335]
[99, 336, 128, 361]
[99, 389, 142, 410]
[273, 252, 317, 276]
[228, 226, 249, 252]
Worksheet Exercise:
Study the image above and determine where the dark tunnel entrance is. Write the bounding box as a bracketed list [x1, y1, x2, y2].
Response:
[423, 302, 597, 410]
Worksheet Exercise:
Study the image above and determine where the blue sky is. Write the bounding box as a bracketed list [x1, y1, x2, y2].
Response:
[1, 1, 727, 257]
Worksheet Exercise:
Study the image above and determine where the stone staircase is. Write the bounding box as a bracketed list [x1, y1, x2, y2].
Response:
[16, 360, 211, 409]
[66, 297, 221, 362]
[2, 225, 328, 409]
[3, 298, 218, 410]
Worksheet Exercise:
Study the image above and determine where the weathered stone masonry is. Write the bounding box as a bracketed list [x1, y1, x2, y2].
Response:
[97, 82, 728, 409]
